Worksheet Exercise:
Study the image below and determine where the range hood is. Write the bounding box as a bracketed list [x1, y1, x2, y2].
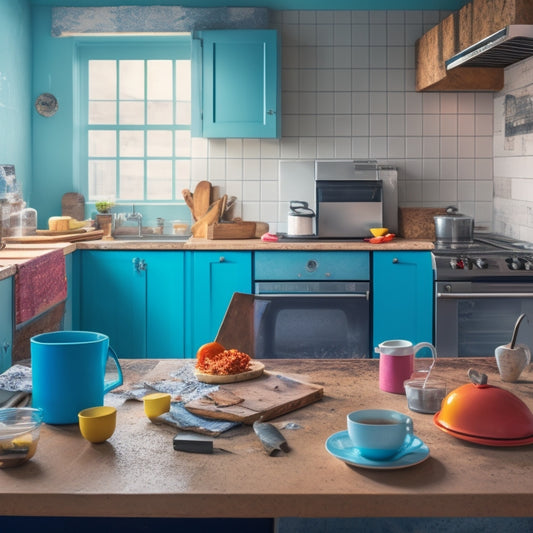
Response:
[446, 25, 533, 70]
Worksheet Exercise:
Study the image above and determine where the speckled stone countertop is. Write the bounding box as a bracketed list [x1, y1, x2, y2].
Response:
[76, 237, 435, 251]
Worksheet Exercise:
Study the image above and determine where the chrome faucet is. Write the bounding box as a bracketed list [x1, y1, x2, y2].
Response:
[125, 205, 143, 237]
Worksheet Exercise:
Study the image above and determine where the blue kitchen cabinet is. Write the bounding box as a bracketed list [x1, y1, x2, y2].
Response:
[80, 251, 185, 358]
[187, 251, 252, 355]
[193, 29, 280, 138]
[0, 276, 13, 372]
[372, 251, 434, 353]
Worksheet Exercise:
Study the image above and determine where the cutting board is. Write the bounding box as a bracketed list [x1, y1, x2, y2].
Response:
[61, 192, 85, 221]
[193, 181, 212, 221]
[185, 371, 324, 424]
[4, 230, 104, 244]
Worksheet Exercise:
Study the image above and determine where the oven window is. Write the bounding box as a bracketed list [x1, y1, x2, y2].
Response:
[254, 296, 369, 359]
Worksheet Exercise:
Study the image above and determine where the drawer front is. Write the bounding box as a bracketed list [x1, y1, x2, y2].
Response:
[254, 251, 370, 281]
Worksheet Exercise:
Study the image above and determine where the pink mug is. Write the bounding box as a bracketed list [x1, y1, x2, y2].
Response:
[376, 340, 437, 394]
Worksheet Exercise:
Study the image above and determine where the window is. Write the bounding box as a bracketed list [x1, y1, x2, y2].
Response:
[77, 39, 191, 204]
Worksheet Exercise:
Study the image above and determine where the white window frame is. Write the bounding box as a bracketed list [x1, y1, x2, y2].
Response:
[76, 38, 191, 205]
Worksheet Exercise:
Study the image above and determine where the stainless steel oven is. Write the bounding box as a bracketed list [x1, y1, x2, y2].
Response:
[253, 251, 371, 358]
[433, 234, 533, 357]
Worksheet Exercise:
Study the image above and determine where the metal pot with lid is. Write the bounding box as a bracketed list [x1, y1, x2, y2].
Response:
[433, 206, 474, 244]
[288, 201, 315, 237]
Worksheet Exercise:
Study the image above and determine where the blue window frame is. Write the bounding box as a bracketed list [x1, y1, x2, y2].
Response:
[76, 38, 191, 204]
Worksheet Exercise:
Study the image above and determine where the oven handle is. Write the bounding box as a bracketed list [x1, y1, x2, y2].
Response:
[437, 292, 533, 299]
[257, 292, 370, 300]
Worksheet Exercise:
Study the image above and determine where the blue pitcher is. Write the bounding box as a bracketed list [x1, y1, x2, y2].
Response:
[31, 331, 123, 424]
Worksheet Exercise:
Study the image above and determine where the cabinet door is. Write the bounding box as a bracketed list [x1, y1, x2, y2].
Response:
[81, 251, 146, 358]
[373, 252, 433, 353]
[146, 252, 185, 358]
[0, 277, 13, 372]
[198, 29, 280, 138]
[189, 251, 252, 355]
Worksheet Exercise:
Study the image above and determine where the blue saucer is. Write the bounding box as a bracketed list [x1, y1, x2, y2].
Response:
[325, 430, 430, 470]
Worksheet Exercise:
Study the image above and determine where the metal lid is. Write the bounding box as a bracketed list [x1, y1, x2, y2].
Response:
[289, 201, 315, 217]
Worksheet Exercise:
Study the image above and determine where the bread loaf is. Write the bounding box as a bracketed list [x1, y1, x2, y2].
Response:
[48, 216, 71, 231]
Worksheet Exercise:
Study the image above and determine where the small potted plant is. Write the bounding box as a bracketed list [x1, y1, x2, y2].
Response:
[95, 201, 115, 239]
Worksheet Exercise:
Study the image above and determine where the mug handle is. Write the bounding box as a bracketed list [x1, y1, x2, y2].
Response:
[103, 346, 123, 394]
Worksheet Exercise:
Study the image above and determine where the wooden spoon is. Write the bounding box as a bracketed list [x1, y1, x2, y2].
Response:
[509, 313, 526, 349]
[193, 181, 212, 220]
[181, 189, 195, 220]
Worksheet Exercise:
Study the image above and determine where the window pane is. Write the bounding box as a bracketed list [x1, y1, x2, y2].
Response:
[89, 130, 116, 157]
[120, 160, 144, 200]
[119, 60, 144, 100]
[176, 101, 191, 125]
[147, 131, 172, 157]
[88, 160, 116, 199]
[147, 60, 172, 100]
[120, 130, 144, 157]
[119, 101, 145, 125]
[147, 101, 173, 125]
[89, 101, 116, 125]
[175, 130, 191, 157]
[147, 160, 172, 200]
[89, 60, 116, 100]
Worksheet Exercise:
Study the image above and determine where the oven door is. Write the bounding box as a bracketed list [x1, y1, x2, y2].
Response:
[435, 281, 533, 357]
[254, 281, 370, 358]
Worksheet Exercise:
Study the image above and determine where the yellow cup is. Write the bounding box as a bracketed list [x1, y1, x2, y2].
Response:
[78, 406, 117, 443]
[143, 393, 171, 419]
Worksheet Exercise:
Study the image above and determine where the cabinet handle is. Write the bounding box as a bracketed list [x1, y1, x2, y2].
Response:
[267, 109, 276, 115]
[132, 257, 147, 272]
[392, 257, 399, 264]
[2, 341, 9, 354]
[219, 256, 225, 263]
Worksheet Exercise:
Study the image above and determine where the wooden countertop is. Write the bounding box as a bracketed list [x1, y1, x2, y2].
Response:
[2, 358, 533, 519]
[0, 243, 75, 282]
[76, 237, 435, 251]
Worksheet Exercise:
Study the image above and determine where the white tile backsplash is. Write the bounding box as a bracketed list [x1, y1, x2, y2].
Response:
[180, 9, 508, 233]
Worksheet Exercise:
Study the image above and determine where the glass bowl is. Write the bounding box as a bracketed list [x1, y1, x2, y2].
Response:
[0, 407, 43, 468]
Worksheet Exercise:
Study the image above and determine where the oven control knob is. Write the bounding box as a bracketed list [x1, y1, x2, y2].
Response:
[525, 260, 533, 271]
[474, 258, 488, 269]
[509, 257, 525, 270]
[450, 258, 462, 269]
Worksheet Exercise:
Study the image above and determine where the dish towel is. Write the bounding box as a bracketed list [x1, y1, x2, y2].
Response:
[15, 249, 67, 325]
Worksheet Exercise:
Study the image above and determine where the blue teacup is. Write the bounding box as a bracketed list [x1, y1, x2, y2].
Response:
[347, 409, 413, 460]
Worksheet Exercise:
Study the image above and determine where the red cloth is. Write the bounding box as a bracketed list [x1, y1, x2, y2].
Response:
[15, 249, 67, 325]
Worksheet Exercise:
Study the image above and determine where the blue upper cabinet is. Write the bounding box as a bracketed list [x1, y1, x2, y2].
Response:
[193, 29, 280, 138]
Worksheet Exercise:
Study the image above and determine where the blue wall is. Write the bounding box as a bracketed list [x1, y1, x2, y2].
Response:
[0, 0, 32, 200]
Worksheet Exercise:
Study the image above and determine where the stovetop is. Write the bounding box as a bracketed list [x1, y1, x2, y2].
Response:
[433, 233, 533, 280]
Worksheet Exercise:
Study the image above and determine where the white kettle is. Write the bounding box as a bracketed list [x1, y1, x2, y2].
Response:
[288, 201, 315, 236]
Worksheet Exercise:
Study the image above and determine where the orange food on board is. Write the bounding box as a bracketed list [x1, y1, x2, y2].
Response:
[196, 341, 225, 366]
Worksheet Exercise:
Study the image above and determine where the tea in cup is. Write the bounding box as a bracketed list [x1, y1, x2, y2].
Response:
[347, 409, 414, 460]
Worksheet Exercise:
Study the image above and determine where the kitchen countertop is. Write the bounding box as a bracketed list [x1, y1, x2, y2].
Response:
[2, 357, 533, 519]
[76, 237, 435, 251]
[0, 243, 75, 282]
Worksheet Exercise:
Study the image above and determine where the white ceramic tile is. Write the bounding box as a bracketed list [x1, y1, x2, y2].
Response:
[405, 92, 423, 114]
[317, 115, 335, 136]
[352, 69, 370, 91]
[281, 115, 299, 137]
[352, 10, 369, 24]
[475, 158, 493, 180]
[440, 158, 458, 179]
[352, 137, 370, 159]
[226, 139, 243, 159]
[352, 91, 370, 113]
[317, 69, 334, 91]
[422, 114, 440, 136]
[387, 46, 405, 69]
[243, 139, 261, 158]
[191, 158, 207, 181]
[402, 179, 423, 203]
[299, 92, 317, 114]
[422, 159, 440, 180]
[335, 92, 351, 114]
[260, 179, 279, 202]
[243, 158, 260, 180]
[388, 137, 405, 158]
[334, 115, 352, 136]
[317, 46, 333, 68]
[458, 158, 475, 180]
[423, 137, 439, 158]
[317, 137, 335, 158]
[282, 46, 299, 69]
[299, 24, 316, 46]
[317, 23, 334, 46]
[422, 92, 440, 114]
[299, 137, 317, 158]
[405, 158, 423, 180]
[208, 158, 226, 181]
[352, 115, 370, 136]
[440, 93, 457, 114]
[335, 137, 352, 158]
[387, 92, 405, 115]
[299, 11, 316, 24]
[334, 23, 352, 46]
[317, 92, 335, 114]
[370, 46, 387, 68]
[280, 137, 300, 159]
[458, 114, 475, 136]
[404, 67, 416, 90]
[370, 115, 387, 136]
[405, 114, 422, 136]
[458, 136, 475, 158]
[351, 23, 369, 46]
[370, 91, 387, 112]
[335, 69, 352, 91]
[300, 69, 317, 91]
[422, 180, 440, 202]
[388, 115, 405, 136]
[440, 115, 458, 136]
[458, 93, 475, 114]
[242, 179, 260, 202]
[369, 70, 387, 92]
[261, 139, 281, 159]
[369, 23, 387, 46]
[386, 24, 405, 46]
[475, 114, 493, 135]
[458, 180, 475, 201]
[283, 69, 299, 91]
[439, 180, 458, 202]
[475, 180, 493, 202]
[191, 137, 208, 158]
[387, 69, 405, 92]
[405, 137, 422, 158]
[369, 136, 387, 158]
[440, 137, 457, 158]
[300, 46, 318, 68]
[242, 201, 261, 222]
[282, 91, 300, 115]
[316, 10, 334, 24]
[226, 158, 242, 181]
[352, 47, 370, 69]
[369, 11, 386, 23]
[260, 159, 279, 180]
[475, 93, 494, 114]
[475, 137, 493, 158]
[405, 23, 423, 46]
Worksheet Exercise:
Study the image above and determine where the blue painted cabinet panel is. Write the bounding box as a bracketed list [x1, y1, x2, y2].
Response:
[0, 277, 13, 372]
[188, 251, 252, 355]
[196, 30, 280, 138]
[372, 251, 433, 353]
[80, 251, 185, 358]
